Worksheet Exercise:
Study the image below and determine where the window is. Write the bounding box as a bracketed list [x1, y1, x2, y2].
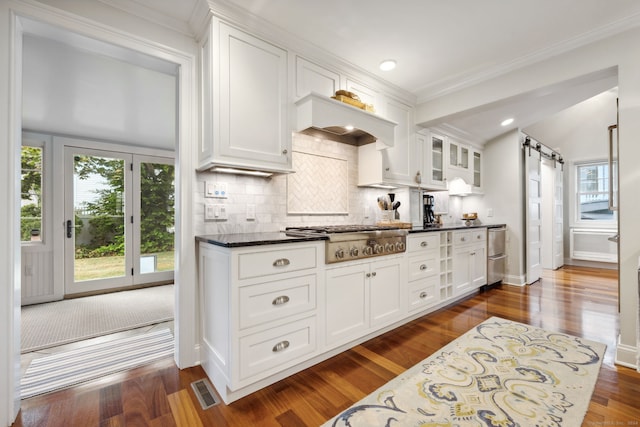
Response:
[21, 145, 43, 242]
[576, 161, 616, 222]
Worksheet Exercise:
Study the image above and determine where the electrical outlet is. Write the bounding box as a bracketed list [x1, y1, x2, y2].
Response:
[487, 208, 494, 217]
[246, 204, 256, 221]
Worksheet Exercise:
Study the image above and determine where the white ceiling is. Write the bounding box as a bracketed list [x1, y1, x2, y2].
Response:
[104, 0, 640, 142]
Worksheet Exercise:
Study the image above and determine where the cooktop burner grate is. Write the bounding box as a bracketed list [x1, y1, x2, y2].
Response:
[285, 224, 401, 234]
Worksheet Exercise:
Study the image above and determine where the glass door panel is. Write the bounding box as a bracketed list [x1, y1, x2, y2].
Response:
[72, 153, 127, 282]
[139, 161, 175, 275]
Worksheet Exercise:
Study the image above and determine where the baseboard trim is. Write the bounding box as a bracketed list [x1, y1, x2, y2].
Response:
[615, 334, 638, 369]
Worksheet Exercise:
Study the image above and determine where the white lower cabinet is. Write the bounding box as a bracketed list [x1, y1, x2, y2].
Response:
[406, 233, 441, 313]
[198, 241, 323, 403]
[452, 230, 487, 295]
[325, 256, 406, 348]
[198, 228, 490, 404]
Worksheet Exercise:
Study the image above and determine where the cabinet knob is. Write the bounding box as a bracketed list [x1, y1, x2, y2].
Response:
[385, 167, 390, 171]
[272, 295, 290, 306]
[273, 258, 290, 267]
[419, 291, 428, 299]
[282, 149, 288, 155]
[420, 264, 427, 271]
[372, 271, 377, 277]
[366, 273, 371, 278]
[272, 340, 290, 353]
[470, 252, 476, 256]
[420, 241, 428, 247]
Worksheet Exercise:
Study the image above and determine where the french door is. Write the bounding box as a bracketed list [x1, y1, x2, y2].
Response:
[64, 147, 174, 295]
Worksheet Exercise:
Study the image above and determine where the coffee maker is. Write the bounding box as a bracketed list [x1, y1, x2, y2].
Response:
[423, 194, 435, 226]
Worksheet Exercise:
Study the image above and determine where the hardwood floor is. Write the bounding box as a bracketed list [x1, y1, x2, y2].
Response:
[13, 266, 640, 426]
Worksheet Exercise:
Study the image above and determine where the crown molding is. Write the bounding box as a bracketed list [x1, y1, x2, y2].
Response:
[97, 0, 198, 37]
[415, 10, 640, 104]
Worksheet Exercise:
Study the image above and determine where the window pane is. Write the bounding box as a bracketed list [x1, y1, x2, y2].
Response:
[577, 162, 615, 221]
[21, 146, 42, 242]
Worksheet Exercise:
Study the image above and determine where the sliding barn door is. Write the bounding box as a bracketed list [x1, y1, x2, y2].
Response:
[525, 144, 542, 284]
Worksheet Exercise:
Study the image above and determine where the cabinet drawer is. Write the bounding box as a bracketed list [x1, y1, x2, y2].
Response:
[237, 246, 317, 280]
[453, 231, 472, 246]
[408, 253, 438, 281]
[408, 276, 439, 312]
[471, 229, 487, 243]
[453, 229, 486, 246]
[239, 274, 316, 329]
[239, 316, 316, 380]
[408, 234, 440, 253]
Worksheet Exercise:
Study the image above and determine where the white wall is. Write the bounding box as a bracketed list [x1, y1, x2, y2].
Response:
[463, 128, 525, 285]
[22, 34, 176, 149]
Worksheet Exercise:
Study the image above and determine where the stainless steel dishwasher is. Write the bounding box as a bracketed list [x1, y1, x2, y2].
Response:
[487, 226, 506, 285]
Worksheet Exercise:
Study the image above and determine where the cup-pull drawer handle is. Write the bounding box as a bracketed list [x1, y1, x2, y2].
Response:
[273, 258, 290, 267]
[420, 264, 427, 270]
[420, 241, 428, 247]
[419, 291, 428, 299]
[272, 295, 290, 306]
[272, 340, 290, 353]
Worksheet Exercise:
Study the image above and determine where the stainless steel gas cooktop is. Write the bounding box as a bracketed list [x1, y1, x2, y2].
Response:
[285, 225, 407, 264]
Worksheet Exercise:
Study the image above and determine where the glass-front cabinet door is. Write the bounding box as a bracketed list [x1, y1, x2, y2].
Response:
[425, 134, 447, 189]
[473, 151, 481, 188]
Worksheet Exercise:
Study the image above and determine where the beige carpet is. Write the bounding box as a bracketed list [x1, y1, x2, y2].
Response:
[323, 317, 606, 427]
[21, 285, 174, 353]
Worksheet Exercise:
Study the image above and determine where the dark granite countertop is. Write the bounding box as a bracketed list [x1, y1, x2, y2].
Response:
[409, 223, 506, 233]
[196, 232, 327, 248]
[197, 224, 507, 247]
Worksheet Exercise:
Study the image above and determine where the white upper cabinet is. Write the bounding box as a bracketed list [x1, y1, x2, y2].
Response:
[295, 56, 340, 99]
[422, 133, 448, 189]
[199, 19, 293, 174]
[380, 98, 417, 184]
[357, 96, 417, 187]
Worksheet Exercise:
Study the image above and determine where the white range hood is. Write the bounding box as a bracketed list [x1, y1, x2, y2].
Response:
[295, 92, 397, 148]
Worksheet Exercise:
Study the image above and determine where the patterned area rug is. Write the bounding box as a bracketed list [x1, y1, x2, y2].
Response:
[323, 317, 606, 427]
[21, 328, 174, 399]
[21, 285, 174, 353]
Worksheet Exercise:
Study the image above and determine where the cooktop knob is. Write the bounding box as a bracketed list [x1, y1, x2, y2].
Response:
[396, 242, 406, 251]
[350, 247, 359, 257]
[363, 246, 373, 256]
[374, 244, 383, 254]
[335, 248, 345, 259]
[385, 243, 394, 252]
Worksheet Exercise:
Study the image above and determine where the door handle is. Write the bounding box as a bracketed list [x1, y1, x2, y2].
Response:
[66, 220, 73, 238]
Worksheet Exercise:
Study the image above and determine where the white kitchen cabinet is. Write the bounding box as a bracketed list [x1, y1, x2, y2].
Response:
[294, 56, 341, 99]
[406, 234, 441, 313]
[358, 98, 417, 187]
[471, 149, 483, 191]
[199, 19, 293, 174]
[325, 255, 406, 347]
[452, 229, 487, 295]
[198, 241, 323, 403]
[447, 139, 472, 184]
[417, 132, 448, 190]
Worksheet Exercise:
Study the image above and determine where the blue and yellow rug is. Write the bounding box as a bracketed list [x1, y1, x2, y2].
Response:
[323, 317, 605, 427]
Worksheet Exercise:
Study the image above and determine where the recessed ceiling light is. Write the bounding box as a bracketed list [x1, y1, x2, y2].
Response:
[501, 118, 514, 127]
[345, 125, 354, 131]
[379, 59, 397, 71]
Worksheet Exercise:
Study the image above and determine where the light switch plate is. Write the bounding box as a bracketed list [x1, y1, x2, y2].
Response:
[205, 181, 227, 198]
[205, 203, 227, 220]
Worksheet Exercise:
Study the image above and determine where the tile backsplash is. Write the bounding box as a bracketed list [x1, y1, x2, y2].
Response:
[194, 133, 386, 236]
